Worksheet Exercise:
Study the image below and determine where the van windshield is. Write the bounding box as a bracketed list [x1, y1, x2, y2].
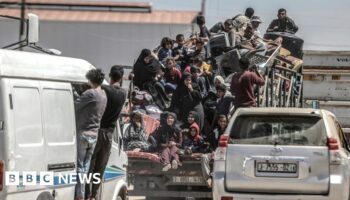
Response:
[230, 115, 327, 146]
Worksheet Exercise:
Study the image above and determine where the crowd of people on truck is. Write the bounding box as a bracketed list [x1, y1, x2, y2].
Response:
[72, 7, 299, 199]
[125, 7, 299, 185]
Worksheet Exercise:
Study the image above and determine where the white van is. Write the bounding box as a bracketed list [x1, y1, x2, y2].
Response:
[0, 49, 128, 200]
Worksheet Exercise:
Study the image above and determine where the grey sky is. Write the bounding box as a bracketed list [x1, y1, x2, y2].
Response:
[123, 0, 350, 51]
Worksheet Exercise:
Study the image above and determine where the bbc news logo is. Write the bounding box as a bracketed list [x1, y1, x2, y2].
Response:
[5, 171, 101, 186]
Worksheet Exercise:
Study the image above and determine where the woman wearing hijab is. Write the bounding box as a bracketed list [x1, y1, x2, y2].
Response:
[123, 111, 155, 151]
[214, 75, 225, 87]
[153, 112, 182, 172]
[132, 49, 162, 90]
[132, 49, 170, 110]
[202, 75, 228, 126]
[169, 73, 205, 130]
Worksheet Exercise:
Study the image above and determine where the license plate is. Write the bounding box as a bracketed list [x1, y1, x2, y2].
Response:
[256, 162, 297, 173]
[172, 176, 203, 183]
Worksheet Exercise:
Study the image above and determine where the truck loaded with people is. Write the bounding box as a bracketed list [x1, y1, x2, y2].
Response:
[123, 7, 308, 199]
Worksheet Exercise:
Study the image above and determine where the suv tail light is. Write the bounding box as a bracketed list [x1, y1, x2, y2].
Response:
[0, 160, 4, 192]
[215, 134, 230, 161]
[221, 197, 233, 200]
[328, 137, 341, 164]
[218, 134, 230, 148]
[327, 137, 339, 150]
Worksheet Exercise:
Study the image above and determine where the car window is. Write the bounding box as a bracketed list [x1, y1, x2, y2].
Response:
[230, 115, 327, 146]
[334, 120, 350, 152]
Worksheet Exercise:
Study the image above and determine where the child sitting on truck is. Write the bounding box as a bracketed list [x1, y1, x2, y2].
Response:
[153, 112, 183, 171]
[183, 123, 207, 154]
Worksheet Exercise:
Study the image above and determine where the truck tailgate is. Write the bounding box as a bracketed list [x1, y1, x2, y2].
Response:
[127, 152, 212, 198]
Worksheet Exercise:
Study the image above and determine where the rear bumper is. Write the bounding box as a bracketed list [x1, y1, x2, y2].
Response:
[213, 161, 348, 200]
[213, 180, 347, 200]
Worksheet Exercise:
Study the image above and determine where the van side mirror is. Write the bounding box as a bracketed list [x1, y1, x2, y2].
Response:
[28, 13, 39, 44]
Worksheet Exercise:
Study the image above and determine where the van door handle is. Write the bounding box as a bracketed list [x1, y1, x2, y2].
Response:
[48, 162, 75, 172]
[9, 94, 13, 109]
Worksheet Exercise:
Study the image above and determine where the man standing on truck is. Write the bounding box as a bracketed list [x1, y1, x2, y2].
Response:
[230, 57, 265, 110]
[85, 65, 127, 200]
[267, 8, 299, 34]
[75, 69, 107, 200]
[196, 15, 211, 42]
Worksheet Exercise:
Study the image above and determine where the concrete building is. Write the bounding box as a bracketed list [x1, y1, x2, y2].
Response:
[0, 0, 199, 72]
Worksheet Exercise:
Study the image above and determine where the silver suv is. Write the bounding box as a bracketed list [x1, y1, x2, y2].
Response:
[213, 108, 350, 200]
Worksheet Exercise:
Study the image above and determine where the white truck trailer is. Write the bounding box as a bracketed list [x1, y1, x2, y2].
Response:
[303, 50, 350, 135]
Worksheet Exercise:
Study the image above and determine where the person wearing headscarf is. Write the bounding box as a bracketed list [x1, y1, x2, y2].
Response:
[123, 111, 155, 151]
[180, 111, 200, 130]
[202, 75, 226, 126]
[132, 49, 162, 90]
[182, 123, 207, 154]
[169, 73, 205, 130]
[132, 49, 170, 110]
[214, 75, 225, 87]
[153, 112, 182, 171]
[232, 15, 250, 48]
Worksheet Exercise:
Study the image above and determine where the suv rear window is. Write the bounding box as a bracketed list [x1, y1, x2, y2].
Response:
[230, 115, 327, 146]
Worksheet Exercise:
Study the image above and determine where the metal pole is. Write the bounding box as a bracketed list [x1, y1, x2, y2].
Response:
[283, 70, 287, 107]
[265, 68, 269, 107]
[201, 0, 206, 16]
[19, 0, 26, 49]
[278, 72, 282, 107]
[257, 86, 260, 107]
[270, 66, 274, 107]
